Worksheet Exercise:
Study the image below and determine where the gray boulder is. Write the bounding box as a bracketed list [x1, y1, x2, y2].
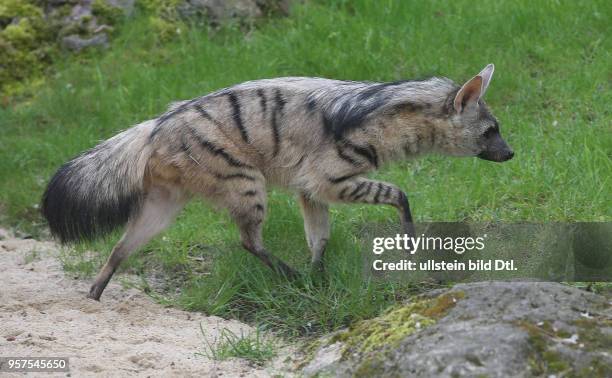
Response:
[303, 281, 611, 377]
[61, 33, 108, 51]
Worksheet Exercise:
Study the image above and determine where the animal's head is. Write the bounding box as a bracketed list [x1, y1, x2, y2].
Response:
[443, 64, 514, 162]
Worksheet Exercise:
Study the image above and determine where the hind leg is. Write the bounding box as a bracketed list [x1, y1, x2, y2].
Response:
[235, 213, 298, 279]
[87, 186, 187, 300]
[222, 178, 298, 279]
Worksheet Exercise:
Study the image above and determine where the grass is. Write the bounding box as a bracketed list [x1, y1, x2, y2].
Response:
[0, 0, 610, 338]
[199, 325, 276, 365]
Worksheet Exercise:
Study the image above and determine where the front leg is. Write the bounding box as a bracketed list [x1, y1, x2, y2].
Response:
[321, 177, 416, 238]
[396, 190, 416, 238]
[298, 194, 330, 268]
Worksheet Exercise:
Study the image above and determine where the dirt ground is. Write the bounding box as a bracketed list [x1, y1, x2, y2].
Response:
[0, 228, 293, 377]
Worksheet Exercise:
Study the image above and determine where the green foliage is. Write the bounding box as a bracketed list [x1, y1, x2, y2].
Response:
[0, 0, 41, 19]
[92, 0, 126, 27]
[0, 0, 52, 97]
[136, 0, 187, 41]
[199, 326, 276, 365]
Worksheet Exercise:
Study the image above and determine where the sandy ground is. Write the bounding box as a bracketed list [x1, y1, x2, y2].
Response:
[0, 228, 293, 377]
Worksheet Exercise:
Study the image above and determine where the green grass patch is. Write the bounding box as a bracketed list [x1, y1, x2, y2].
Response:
[199, 326, 276, 365]
[0, 0, 610, 338]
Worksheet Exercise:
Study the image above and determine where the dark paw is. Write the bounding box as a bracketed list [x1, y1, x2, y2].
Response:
[402, 222, 416, 239]
[87, 286, 102, 301]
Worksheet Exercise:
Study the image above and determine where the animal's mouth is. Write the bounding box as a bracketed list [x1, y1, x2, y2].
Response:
[478, 150, 514, 162]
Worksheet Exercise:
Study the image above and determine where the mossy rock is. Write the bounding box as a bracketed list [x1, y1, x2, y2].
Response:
[0, 0, 52, 96]
[333, 292, 463, 356]
[0, 0, 130, 98]
[303, 282, 611, 378]
[302, 291, 464, 376]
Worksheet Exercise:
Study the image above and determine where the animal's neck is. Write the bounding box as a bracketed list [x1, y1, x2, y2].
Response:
[368, 107, 449, 166]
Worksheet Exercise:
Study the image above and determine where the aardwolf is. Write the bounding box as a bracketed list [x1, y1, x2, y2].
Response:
[42, 64, 513, 300]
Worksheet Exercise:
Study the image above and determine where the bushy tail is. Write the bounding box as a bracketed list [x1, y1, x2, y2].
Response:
[42, 121, 154, 243]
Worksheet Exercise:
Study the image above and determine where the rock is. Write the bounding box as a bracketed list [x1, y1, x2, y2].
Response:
[61, 33, 108, 51]
[177, 0, 263, 23]
[386, 322, 530, 377]
[304, 282, 612, 377]
[302, 342, 344, 377]
[68, 0, 94, 22]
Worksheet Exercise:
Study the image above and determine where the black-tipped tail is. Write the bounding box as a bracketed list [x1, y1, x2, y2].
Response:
[42, 159, 143, 243]
[42, 124, 151, 243]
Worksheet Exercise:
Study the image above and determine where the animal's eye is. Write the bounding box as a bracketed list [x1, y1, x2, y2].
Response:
[482, 119, 500, 138]
[482, 126, 498, 139]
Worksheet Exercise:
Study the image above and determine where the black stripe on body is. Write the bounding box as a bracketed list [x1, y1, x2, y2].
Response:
[336, 139, 378, 168]
[243, 190, 258, 196]
[194, 104, 226, 130]
[271, 89, 286, 157]
[294, 155, 305, 168]
[349, 181, 366, 198]
[180, 146, 255, 182]
[227, 92, 249, 143]
[336, 144, 362, 167]
[158, 101, 194, 124]
[214, 172, 256, 181]
[373, 182, 383, 203]
[353, 181, 372, 201]
[150, 99, 197, 141]
[187, 127, 252, 168]
[348, 141, 379, 168]
[179, 128, 255, 181]
[383, 186, 392, 200]
[150, 121, 165, 140]
[428, 122, 436, 148]
[194, 105, 213, 122]
[328, 172, 361, 184]
[257, 89, 267, 114]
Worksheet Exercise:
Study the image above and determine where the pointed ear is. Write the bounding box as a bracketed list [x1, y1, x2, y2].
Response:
[479, 63, 494, 94]
[453, 64, 495, 113]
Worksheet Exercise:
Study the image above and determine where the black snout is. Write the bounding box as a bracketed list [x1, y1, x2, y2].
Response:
[478, 149, 514, 162]
[478, 132, 514, 163]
